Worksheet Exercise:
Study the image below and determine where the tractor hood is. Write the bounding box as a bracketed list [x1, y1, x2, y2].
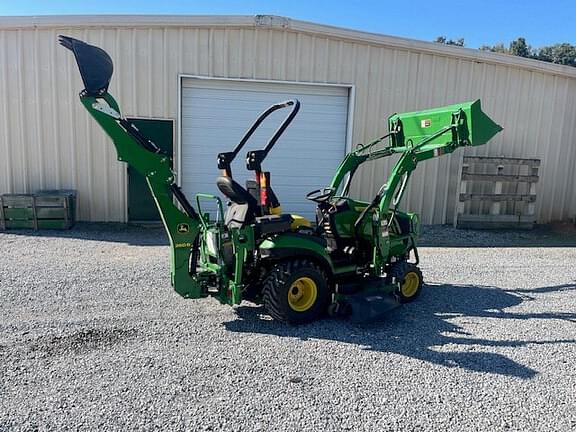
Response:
[388, 99, 503, 148]
[59, 35, 113, 97]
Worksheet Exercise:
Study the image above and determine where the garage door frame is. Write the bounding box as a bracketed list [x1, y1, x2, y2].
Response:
[176, 75, 355, 189]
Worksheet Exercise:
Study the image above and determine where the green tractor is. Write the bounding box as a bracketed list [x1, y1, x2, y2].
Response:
[60, 36, 502, 324]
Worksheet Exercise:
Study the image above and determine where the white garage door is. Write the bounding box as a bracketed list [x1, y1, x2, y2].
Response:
[180, 78, 350, 221]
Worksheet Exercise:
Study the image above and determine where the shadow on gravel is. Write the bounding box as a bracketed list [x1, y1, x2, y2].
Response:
[225, 282, 576, 379]
[0, 223, 169, 246]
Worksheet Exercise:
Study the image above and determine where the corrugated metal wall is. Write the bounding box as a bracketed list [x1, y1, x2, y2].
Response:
[1, 16, 575, 223]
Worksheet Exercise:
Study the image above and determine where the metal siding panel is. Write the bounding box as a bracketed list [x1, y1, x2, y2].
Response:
[12, 30, 29, 193]
[1, 27, 128, 221]
[2, 23, 576, 223]
[45, 28, 62, 190]
[1, 32, 12, 192]
[532, 75, 559, 222]
[561, 80, 576, 219]
[0, 30, 12, 193]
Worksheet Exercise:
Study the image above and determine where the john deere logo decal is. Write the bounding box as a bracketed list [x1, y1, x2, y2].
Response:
[177, 223, 189, 233]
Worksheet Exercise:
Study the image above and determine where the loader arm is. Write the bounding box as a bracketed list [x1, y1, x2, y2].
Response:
[373, 101, 502, 267]
[378, 101, 502, 210]
[329, 100, 502, 272]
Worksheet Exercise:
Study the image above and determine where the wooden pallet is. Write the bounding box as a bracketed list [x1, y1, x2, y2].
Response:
[454, 156, 540, 229]
[0, 191, 76, 231]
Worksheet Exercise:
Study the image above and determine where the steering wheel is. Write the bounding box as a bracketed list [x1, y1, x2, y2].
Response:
[306, 187, 335, 203]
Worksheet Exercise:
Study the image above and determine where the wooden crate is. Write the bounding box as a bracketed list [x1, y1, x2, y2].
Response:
[454, 157, 540, 229]
[0, 191, 76, 231]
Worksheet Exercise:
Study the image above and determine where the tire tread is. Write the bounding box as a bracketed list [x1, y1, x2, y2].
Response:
[390, 261, 423, 303]
[262, 259, 327, 324]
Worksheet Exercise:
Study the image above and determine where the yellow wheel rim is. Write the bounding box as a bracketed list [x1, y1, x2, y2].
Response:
[287, 277, 318, 312]
[401, 272, 420, 298]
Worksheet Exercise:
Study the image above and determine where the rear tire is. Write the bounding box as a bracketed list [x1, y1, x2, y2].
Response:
[262, 260, 330, 324]
[391, 261, 423, 303]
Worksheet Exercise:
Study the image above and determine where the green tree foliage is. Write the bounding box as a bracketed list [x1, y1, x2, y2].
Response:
[479, 38, 533, 57]
[536, 43, 576, 67]
[434, 36, 465, 47]
[509, 37, 532, 58]
[469, 37, 576, 68]
[479, 43, 508, 54]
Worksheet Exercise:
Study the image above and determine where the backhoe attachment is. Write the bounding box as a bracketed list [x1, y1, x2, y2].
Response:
[60, 35, 203, 299]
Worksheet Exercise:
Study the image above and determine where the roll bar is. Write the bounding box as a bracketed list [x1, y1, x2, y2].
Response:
[217, 99, 300, 176]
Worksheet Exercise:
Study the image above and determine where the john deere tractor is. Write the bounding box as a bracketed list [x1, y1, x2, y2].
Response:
[60, 36, 502, 324]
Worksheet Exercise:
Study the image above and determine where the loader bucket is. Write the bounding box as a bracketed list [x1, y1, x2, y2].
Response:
[467, 99, 503, 146]
[389, 99, 502, 148]
[58, 35, 113, 97]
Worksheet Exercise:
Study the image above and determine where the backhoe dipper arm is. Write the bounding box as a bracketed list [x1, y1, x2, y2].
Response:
[60, 35, 203, 299]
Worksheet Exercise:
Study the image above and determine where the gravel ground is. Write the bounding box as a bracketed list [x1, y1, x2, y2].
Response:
[1, 223, 575, 431]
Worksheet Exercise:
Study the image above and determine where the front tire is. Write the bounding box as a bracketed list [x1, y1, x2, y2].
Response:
[391, 262, 423, 303]
[262, 260, 330, 324]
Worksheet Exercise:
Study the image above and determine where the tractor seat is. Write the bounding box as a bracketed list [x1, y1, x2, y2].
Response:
[245, 179, 312, 230]
[254, 214, 293, 237]
[216, 176, 294, 236]
[216, 176, 259, 228]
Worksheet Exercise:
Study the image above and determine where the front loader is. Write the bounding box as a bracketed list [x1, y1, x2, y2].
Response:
[60, 36, 502, 324]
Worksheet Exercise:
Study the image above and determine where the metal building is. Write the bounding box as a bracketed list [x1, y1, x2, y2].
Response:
[1, 15, 575, 223]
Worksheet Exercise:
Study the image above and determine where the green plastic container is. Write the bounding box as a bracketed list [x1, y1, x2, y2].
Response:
[0, 190, 76, 230]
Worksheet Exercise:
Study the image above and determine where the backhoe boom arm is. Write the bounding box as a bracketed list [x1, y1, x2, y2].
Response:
[78, 93, 203, 298]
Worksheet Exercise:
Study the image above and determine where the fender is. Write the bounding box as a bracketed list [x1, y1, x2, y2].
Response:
[259, 232, 334, 275]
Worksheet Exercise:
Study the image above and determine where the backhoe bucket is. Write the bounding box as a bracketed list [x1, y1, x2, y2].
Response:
[389, 99, 502, 148]
[59, 35, 113, 97]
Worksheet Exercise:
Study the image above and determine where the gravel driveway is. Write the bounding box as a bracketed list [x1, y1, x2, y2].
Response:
[1, 224, 575, 431]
